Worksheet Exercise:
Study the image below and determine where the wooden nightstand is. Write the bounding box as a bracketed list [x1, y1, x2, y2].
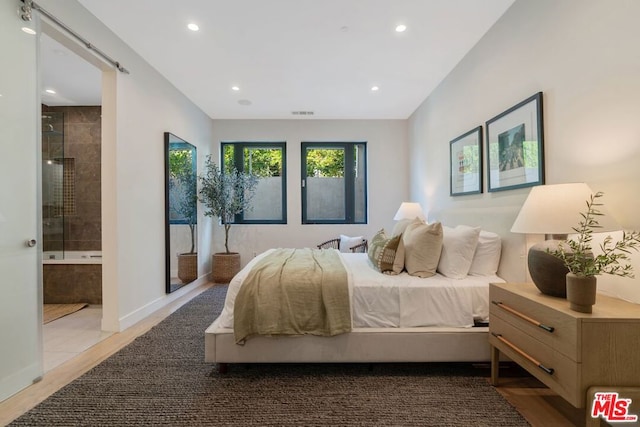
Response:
[489, 282, 640, 409]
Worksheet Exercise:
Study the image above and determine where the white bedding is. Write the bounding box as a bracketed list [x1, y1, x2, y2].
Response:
[217, 249, 504, 331]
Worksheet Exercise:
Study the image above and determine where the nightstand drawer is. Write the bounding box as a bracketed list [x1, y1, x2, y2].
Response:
[490, 314, 582, 406]
[490, 284, 579, 361]
[490, 282, 640, 409]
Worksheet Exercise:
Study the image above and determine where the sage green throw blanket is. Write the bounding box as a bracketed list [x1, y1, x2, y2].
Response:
[234, 248, 351, 344]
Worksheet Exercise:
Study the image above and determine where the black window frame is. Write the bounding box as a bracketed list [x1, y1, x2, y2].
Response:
[301, 141, 368, 225]
[221, 141, 287, 225]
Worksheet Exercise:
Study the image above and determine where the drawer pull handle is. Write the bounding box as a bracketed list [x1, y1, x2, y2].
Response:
[492, 333, 555, 375]
[492, 301, 555, 333]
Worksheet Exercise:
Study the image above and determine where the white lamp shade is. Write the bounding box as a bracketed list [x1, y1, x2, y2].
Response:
[511, 183, 621, 234]
[393, 202, 426, 221]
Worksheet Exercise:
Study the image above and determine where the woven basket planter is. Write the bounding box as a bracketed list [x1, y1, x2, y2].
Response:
[177, 253, 198, 283]
[211, 252, 241, 284]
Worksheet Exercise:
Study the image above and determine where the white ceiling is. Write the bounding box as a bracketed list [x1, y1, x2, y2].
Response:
[43, 0, 515, 119]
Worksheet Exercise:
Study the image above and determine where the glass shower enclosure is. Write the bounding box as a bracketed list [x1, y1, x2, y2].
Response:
[41, 112, 65, 260]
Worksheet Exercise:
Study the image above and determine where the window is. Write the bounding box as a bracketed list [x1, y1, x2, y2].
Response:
[301, 142, 367, 224]
[222, 142, 287, 224]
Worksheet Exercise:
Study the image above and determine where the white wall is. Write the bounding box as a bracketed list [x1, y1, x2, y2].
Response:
[37, 0, 214, 330]
[208, 119, 408, 268]
[408, 0, 640, 302]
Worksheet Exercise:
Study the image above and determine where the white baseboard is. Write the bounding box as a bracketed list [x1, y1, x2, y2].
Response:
[103, 274, 210, 332]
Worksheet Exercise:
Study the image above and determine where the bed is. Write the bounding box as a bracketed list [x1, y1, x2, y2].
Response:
[205, 207, 526, 368]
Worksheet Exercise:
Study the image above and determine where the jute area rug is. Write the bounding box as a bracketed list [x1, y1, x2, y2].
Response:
[12, 285, 529, 426]
[43, 303, 88, 324]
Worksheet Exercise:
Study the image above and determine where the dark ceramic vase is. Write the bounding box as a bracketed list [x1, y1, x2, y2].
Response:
[528, 240, 570, 297]
[566, 272, 597, 313]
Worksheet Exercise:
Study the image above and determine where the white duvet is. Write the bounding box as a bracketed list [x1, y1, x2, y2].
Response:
[217, 249, 504, 330]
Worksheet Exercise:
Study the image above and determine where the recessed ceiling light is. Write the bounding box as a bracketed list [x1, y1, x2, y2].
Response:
[231, 86, 240, 91]
[238, 99, 252, 106]
[187, 23, 199, 32]
[395, 24, 407, 33]
[21, 27, 36, 35]
[371, 86, 379, 92]
[45, 89, 56, 94]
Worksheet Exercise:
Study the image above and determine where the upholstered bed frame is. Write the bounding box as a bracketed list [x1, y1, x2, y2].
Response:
[205, 206, 526, 368]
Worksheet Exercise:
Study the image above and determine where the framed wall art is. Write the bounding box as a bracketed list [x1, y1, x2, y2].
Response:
[486, 92, 544, 192]
[450, 126, 482, 196]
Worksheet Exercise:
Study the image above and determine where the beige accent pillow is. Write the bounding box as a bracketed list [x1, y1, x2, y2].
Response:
[391, 218, 424, 274]
[392, 238, 405, 274]
[367, 229, 401, 274]
[402, 221, 443, 278]
[392, 218, 418, 237]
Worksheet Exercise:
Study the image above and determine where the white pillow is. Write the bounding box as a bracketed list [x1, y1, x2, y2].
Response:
[437, 225, 481, 279]
[468, 230, 502, 276]
[339, 234, 365, 253]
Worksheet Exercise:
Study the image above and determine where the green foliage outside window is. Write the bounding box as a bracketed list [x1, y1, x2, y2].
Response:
[305, 148, 345, 177]
[223, 145, 282, 177]
[222, 145, 346, 178]
[169, 149, 193, 180]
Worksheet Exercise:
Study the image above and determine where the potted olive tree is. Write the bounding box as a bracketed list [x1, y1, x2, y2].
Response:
[549, 192, 640, 313]
[169, 149, 198, 283]
[199, 155, 258, 283]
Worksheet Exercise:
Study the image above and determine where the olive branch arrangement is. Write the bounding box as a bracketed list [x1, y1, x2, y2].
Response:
[549, 192, 640, 278]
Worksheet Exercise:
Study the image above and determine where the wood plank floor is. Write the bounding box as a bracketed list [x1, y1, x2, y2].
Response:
[0, 282, 585, 426]
[493, 372, 585, 426]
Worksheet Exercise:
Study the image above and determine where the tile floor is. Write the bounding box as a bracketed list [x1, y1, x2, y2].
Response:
[43, 305, 113, 372]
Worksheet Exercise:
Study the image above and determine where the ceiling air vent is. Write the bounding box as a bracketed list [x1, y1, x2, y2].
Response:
[291, 111, 314, 116]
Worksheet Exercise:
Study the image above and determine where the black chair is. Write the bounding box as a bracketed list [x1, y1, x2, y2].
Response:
[317, 238, 368, 253]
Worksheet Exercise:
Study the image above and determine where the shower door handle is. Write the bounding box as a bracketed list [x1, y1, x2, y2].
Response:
[26, 239, 37, 247]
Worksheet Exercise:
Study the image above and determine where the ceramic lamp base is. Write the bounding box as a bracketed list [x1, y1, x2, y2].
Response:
[528, 240, 569, 297]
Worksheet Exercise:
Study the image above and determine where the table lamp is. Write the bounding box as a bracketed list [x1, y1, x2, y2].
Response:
[511, 183, 620, 297]
[393, 202, 426, 221]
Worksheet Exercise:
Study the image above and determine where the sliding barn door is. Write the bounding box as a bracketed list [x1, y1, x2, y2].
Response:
[0, 2, 43, 402]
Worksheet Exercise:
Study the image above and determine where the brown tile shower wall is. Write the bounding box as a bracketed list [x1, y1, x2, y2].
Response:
[43, 264, 102, 304]
[42, 105, 102, 251]
[42, 105, 102, 304]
